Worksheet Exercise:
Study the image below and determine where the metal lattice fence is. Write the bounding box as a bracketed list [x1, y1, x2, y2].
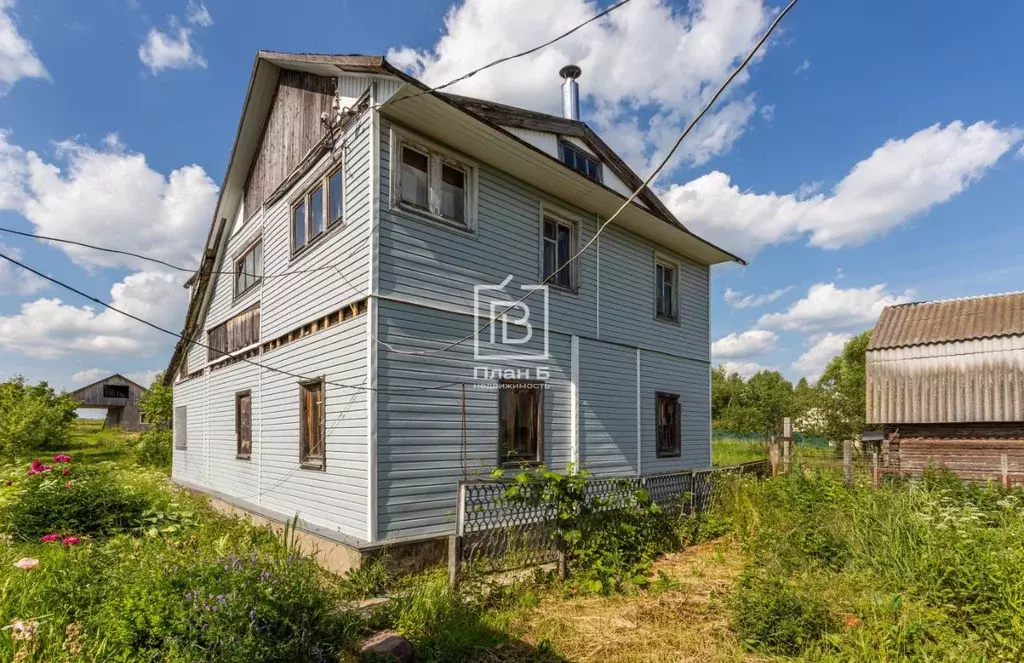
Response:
[452, 460, 770, 581]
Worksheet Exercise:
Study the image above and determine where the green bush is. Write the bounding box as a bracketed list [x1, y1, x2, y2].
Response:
[0, 461, 151, 539]
[134, 429, 172, 469]
[732, 571, 836, 655]
[0, 377, 78, 458]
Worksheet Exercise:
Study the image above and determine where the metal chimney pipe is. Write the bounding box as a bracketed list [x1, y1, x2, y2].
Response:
[559, 65, 582, 121]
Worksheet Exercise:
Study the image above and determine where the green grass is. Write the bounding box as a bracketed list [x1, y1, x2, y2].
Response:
[49, 419, 135, 465]
[712, 437, 768, 466]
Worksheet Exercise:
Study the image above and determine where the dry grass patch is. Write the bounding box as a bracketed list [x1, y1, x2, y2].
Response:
[514, 538, 757, 662]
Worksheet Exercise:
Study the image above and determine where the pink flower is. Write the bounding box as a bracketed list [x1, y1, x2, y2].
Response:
[41, 533, 61, 544]
[28, 460, 52, 475]
[14, 557, 39, 570]
[63, 468, 71, 476]
[52, 454, 72, 463]
[62, 536, 81, 546]
[26, 469, 39, 476]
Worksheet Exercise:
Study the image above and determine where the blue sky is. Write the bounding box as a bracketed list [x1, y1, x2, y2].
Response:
[0, 0, 1021, 392]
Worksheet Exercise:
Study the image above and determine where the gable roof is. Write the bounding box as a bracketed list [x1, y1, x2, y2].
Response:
[164, 51, 744, 384]
[869, 292, 1024, 351]
[70, 373, 147, 398]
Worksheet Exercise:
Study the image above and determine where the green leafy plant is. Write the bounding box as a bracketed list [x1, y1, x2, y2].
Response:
[0, 377, 78, 458]
[732, 570, 836, 655]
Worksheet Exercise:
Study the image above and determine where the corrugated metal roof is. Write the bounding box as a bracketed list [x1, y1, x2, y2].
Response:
[868, 292, 1024, 350]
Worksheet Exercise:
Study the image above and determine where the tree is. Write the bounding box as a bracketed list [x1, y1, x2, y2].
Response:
[0, 377, 78, 457]
[711, 365, 746, 423]
[792, 377, 816, 421]
[138, 372, 173, 430]
[816, 331, 871, 443]
[713, 367, 794, 438]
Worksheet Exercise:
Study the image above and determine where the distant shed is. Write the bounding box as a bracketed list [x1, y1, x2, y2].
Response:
[70, 374, 150, 432]
[866, 292, 1024, 477]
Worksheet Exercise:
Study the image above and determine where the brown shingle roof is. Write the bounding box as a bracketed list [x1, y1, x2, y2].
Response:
[868, 292, 1024, 350]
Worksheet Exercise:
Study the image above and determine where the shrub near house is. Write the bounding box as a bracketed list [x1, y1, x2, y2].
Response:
[0, 377, 77, 459]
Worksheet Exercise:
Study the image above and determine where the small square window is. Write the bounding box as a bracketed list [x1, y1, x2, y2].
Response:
[656, 393, 681, 458]
[655, 261, 677, 321]
[328, 167, 344, 225]
[299, 379, 325, 469]
[400, 147, 429, 209]
[499, 381, 544, 466]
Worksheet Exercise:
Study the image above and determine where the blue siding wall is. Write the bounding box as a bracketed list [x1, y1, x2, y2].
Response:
[579, 338, 638, 476]
[639, 350, 712, 473]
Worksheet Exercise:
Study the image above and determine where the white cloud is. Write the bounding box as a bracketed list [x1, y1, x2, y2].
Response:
[0, 271, 186, 359]
[757, 282, 913, 333]
[139, 26, 207, 73]
[125, 369, 160, 387]
[185, 1, 213, 27]
[0, 0, 48, 94]
[0, 241, 46, 295]
[663, 121, 1024, 256]
[794, 58, 810, 75]
[711, 329, 777, 358]
[792, 333, 851, 381]
[388, 0, 777, 173]
[718, 360, 773, 379]
[0, 131, 217, 272]
[724, 286, 792, 309]
[71, 368, 110, 385]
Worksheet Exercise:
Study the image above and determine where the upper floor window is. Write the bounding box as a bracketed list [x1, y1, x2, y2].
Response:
[291, 164, 344, 256]
[655, 392, 681, 458]
[499, 381, 544, 466]
[542, 215, 577, 291]
[558, 140, 602, 182]
[234, 239, 262, 298]
[393, 132, 475, 231]
[655, 258, 677, 322]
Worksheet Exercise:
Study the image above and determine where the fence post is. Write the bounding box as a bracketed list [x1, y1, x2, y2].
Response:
[769, 438, 780, 477]
[1001, 453, 1010, 489]
[843, 439, 853, 486]
[447, 534, 462, 588]
[872, 451, 879, 490]
[782, 435, 791, 475]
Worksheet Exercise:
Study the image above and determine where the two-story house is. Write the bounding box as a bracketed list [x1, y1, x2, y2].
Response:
[165, 52, 743, 570]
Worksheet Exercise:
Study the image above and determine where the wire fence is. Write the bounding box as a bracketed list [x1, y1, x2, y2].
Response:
[451, 460, 770, 582]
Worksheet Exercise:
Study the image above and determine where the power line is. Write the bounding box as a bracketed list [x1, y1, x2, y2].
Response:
[370, 0, 634, 111]
[0, 250, 462, 396]
[353, 0, 802, 358]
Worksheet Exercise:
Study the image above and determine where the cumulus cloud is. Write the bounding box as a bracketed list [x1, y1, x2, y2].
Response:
[0, 271, 186, 359]
[388, 0, 776, 173]
[757, 282, 913, 334]
[0, 131, 217, 271]
[0, 241, 46, 295]
[718, 360, 774, 379]
[71, 368, 110, 385]
[711, 329, 777, 358]
[0, 0, 48, 94]
[792, 333, 852, 381]
[139, 3, 214, 74]
[724, 286, 792, 309]
[664, 121, 1024, 256]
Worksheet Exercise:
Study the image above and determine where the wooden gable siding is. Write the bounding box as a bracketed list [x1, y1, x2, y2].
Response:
[208, 303, 261, 361]
[243, 69, 336, 218]
[71, 375, 144, 407]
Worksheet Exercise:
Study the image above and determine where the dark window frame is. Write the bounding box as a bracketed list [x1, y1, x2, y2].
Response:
[290, 163, 346, 261]
[102, 384, 130, 399]
[233, 237, 263, 301]
[654, 257, 679, 323]
[655, 392, 681, 458]
[235, 389, 252, 460]
[174, 405, 188, 450]
[298, 378, 326, 470]
[497, 380, 545, 467]
[541, 213, 579, 293]
[558, 140, 603, 183]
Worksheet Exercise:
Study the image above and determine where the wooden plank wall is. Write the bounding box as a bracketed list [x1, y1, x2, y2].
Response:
[71, 376, 143, 407]
[243, 70, 335, 218]
[208, 304, 261, 360]
[889, 423, 1024, 476]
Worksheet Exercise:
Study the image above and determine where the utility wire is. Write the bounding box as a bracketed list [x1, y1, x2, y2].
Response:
[0, 250, 463, 396]
[357, 0, 802, 357]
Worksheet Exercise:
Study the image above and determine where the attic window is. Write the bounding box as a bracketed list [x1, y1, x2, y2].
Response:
[558, 141, 602, 182]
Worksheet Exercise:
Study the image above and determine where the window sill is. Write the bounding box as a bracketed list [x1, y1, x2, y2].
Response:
[655, 451, 682, 459]
[290, 219, 344, 264]
[547, 282, 579, 297]
[654, 314, 680, 325]
[236, 455, 251, 462]
[393, 201, 473, 234]
[500, 459, 543, 469]
[299, 460, 326, 471]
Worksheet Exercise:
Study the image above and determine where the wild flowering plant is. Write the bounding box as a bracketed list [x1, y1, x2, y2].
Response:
[13, 558, 38, 570]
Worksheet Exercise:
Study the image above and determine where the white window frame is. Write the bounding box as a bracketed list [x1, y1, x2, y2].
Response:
[654, 252, 679, 323]
[538, 204, 581, 294]
[389, 127, 477, 232]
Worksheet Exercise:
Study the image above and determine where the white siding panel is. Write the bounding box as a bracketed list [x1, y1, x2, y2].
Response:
[203, 361, 259, 499]
[639, 349, 711, 473]
[172, 376, 207, 486]
[376, 299, 573, 540]
[257, 318, 369, 540]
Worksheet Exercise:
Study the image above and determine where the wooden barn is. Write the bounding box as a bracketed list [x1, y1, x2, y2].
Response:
[866, 292, 1024, 478]
[70, 374, 150, 432]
